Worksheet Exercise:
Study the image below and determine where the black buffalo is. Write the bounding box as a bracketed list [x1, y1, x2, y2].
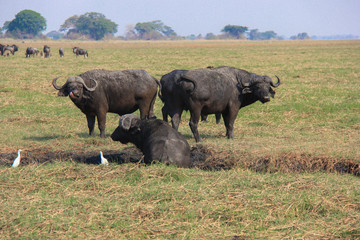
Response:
[59, 48, 64, 57]
[52, 69, 159, 138]
[73, 47, 88, 58]
[1, 44, 18, 56]
[25, 47, 39, 57]
[0, 44, 4, 55]
[176, 66, 281, 142]
[111, 114, 191, 167]
[43, 45, 51, 58]
[159, 69, 221, 130]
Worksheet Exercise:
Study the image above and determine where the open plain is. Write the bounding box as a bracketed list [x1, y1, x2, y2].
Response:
[0, 40, 359, 239]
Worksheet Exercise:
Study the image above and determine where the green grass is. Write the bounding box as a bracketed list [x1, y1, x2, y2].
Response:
[2, 39, 358, 157]
[0, 39, 359, 239]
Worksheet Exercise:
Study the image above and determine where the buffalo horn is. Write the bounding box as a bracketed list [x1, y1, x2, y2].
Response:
[270, 75, 281, 88]
[52, 76, 65, 90]
[75, 77, 98, 91]
[119, 114, 137, 130]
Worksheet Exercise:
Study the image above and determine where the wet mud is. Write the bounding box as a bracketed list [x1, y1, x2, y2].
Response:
[0, 146, 359, 176]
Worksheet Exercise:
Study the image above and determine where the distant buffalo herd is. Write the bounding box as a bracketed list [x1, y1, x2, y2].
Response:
[2, 42, 282, 167]
[0, 43, 88, 58]
[0, 44, 18, 56]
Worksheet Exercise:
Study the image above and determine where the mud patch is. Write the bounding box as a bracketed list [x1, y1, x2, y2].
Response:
[0, 145, 232, 170]
[190, 145, 234, 170]
[0, 147, 359, 176]
[249, 153, 360, 176]
[0, 147, 143, 166]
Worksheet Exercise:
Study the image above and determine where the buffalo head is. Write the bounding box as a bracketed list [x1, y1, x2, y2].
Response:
[241, 74, 281, 103]
[111, 114, 141, 144]
[52, 76, 98, 101]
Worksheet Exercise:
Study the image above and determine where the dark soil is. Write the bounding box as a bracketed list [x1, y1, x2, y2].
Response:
[249, 153, 360, 176]
[0, 147, 144, 166]
[0, 146, 359, 176]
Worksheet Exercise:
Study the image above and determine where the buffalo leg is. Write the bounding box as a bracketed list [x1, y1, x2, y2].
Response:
[215, 113, 221, 124]
[171, 111, 182, 130]
[148, 93, 157, 119]
[86, 115, 96, 136]
[189, 110, 201, 142]
[139, 101, 152, 119]
[161, 105, 169, 122]
[222, 109, 238, 139]
[201, 114, 208, 122]
[97, 113, 107, 138]
[140, 93, 157, 119]
[139, 108, 148, 119]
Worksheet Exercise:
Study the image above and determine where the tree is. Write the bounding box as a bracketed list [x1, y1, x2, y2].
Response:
[124, 24, 137, 40]
[59, 15, 79, 33]
[221, 25, 248, 39]
[1, 21, 11, 33]
[134, 20, 177, 40]
[249, 29, 260, 40]
[205, 33, 217, 40]
[162, 25, 176, 38]
[46, 31, 64, 40]
[60, 12, 117, 40]
[5, 10, 46, 38]
[249, 29, 278, 40]
[262, 31, 277, 40]
[290, 32, 311, 40]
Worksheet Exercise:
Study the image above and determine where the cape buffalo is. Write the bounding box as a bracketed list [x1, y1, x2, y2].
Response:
[0, 44, 4, 55]
[73, 47, 88, 58]
[43, 45, 51, 58]
[59, 48, 64, 57]
[52, 69, 159, 138]
[1, 44, 18, 56]
[111, 114, 191, 167]
[176, 66, 281, 142]
[25, 47, 39, 57]
[159, 69, 221, 130]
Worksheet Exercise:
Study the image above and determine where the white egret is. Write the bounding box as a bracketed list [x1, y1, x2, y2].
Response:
[100, 151, 109, 165]
[12, 149, 22, 168]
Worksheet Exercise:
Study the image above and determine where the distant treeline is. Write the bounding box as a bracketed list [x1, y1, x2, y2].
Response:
[1, 10, 358, 41]
[312, 34, 359, 40]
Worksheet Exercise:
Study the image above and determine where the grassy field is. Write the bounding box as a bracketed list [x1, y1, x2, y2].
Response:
[0, 39, 359, 239]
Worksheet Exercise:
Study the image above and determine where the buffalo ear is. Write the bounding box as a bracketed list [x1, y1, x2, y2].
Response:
[242, 88, 252, 94]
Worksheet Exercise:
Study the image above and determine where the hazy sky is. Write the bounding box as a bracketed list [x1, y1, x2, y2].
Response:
[1, 0, 359, 37]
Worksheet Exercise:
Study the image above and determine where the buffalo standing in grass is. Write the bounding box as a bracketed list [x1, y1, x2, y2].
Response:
[111, 114, 191, 167]
[0, 44, 4, 55]
[159, 69, 188, 129]
[73, 47, 88, 58]
[59, 48, 64, 57]
[52, 69, 159, 138]
[43, 45, 51, 58]
[1, 44, 18, 56]
[25, 47, 39, 57]
[176, 66, 281, 142]
[159, 69, 221, 130]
